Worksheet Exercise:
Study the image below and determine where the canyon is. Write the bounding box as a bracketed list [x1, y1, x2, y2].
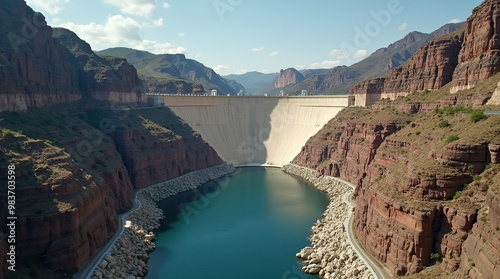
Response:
[1, 0, 500, 279]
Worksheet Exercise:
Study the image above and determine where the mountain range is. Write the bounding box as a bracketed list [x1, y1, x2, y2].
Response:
[97, 48, 244, 95]
[226, 22, 465, 96]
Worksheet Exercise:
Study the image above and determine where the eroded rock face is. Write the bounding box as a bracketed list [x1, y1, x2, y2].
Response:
[274, 68, 305, 89]
[0, 0, 81, 112]
[292, 108, 497, 276]
[350, 33, 463, 107]
[452, 0, 500, 93]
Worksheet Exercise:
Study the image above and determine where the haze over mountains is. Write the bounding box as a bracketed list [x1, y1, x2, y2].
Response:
[226, 22, 465, 96]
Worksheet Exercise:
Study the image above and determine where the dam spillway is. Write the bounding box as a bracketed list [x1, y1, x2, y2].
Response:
[155, 95, 349, 166]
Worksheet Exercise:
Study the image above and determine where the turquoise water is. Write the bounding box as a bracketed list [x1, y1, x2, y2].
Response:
[145, 167, 327, 279]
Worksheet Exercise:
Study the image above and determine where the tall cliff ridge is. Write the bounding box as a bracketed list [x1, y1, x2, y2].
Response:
[52, 28, 145, 105]
[0, 0, 81, 112]
[351, 28, 465, 106]
[451, 0, 500, 93]
[352, 0, 500, 107]
[97, 47, 244, 95]
[294, 66, 500, 277]
[274, 68, 305, 89]
[0, 105, 223, 277]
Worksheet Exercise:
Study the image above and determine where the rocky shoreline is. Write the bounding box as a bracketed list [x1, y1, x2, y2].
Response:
[89, 164, 236, 279]
[282, 164, 373, 279]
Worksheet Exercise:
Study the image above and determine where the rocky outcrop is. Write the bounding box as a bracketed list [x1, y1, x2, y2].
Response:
[274, 68, 305, 89]
[0, 126, 134, 272]
[52, 28, 145, 105]
[451, 0, 500, 93]
[292, 104, 500, 276]
[460, 168, 500, 279]
[98, 108, 223, 189]
[351, 31, 464, 107]
[0, 0, 81, 112]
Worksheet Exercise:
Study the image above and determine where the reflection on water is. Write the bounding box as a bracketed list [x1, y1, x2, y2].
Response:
[146, 167, 327, 279]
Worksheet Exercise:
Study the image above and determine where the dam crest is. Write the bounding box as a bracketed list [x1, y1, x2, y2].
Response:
[152, 95, 350, 166]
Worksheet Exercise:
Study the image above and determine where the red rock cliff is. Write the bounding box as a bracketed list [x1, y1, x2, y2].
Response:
[0, 0, 81, 112]
[274, 68, 305, 89]
[350, 32, 463, 106]
[293, 106, 500, 276]
[452, 0, 500, 93]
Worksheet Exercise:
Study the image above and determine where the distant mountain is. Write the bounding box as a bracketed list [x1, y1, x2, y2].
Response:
[224, 71, 278, 95]
[274, 68, 305, 89]
[263, 22, 466, 96]
[97, 47, 244, 95]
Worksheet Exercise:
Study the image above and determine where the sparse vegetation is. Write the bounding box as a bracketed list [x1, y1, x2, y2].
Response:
[445, 134, 459, 143]
[470, 109, 487, 123]
[453, 191, 462, 200]
[430, 253, 442, 262]
[438, 120, 451, 128]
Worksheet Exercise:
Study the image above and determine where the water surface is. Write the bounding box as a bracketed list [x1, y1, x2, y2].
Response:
[146, 167, 327, 279]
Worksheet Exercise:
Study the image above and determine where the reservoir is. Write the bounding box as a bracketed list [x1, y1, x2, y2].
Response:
[145, 167, 328, 279]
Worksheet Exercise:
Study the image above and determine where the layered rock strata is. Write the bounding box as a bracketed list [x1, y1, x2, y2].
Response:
[282, 164, 372, 279]
[0, 0, 81, 112]
[451, 0, 500, 93]
[351, 32, 464, 107]
[90, 164, 235, 279]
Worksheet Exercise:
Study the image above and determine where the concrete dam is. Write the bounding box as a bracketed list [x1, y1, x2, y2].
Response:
[154, 95, 350, 166]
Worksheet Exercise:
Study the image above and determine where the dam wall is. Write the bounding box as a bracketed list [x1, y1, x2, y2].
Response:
[158, 95, 349, 166]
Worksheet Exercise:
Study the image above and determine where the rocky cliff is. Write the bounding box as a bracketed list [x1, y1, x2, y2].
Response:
[352, 0, 500, 106]
[351, 29, 464, 106]
[0, 104, 224, 277]
[86, 108, 223, 189]
[451, 0, 500, 93]
[274, 68, 305, 89]
[52, 28, 145, 105]
[97, 48, 244, 95]
[293, 93, 500, 276]
[0, 0, 81, 112]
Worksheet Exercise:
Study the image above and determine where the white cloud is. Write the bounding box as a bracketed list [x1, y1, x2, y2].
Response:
[213, 64, 230, 73]
[103, 0, 157, 17]
[448, 19, 462, 24]
[307, 60, 341, 69]
[398, 22, 408, 31]
[352, 49, 368, 59]
[178, 32, 186, 37]
[152, 18, 164, 27]
[60, 15, 142, 47]
[269, 51, 279, 57]
[252, 47, 264, 52]
[135, 40, 186, 54]
[162, 1, 171, 8]
[330, 49, 348, 60]
[26, 0, 69, 15]
[59, 15, 186, 54]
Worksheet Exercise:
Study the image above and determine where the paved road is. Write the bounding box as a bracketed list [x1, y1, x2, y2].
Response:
[73, 189, 144, 279]
[342, 190, 393, 279]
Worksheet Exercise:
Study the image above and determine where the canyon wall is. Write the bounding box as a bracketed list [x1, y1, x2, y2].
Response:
[351, 31, 464, 107]
[293, 104, 500, 276]
[0, 106, 224, 276]
[352, 0, 500, 107]
[0, 0, 81, 112]
[451, 0, 500, 93]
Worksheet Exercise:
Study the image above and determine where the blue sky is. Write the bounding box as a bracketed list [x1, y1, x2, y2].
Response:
[26, 0, 483, 75]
